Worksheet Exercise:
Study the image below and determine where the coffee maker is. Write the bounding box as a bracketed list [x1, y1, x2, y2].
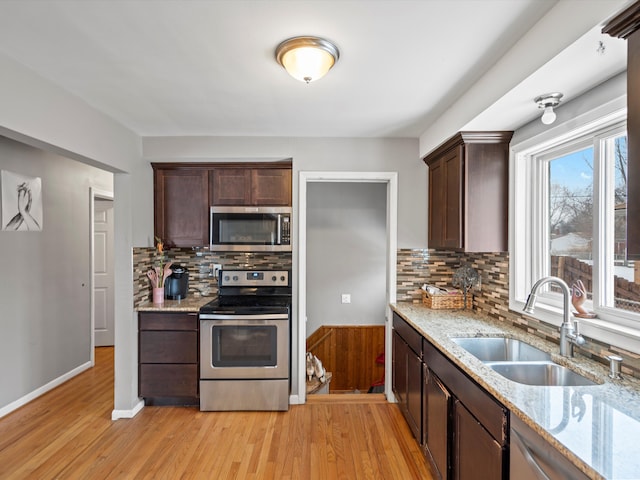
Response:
[164, 265, 189, 300]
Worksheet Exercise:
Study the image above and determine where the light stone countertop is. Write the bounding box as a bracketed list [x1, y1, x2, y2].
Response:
[391, 302, 640, 480]
[137, 295, 215, 312]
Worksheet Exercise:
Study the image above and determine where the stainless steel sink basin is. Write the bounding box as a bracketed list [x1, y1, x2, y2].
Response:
[487, 361, 598, 387]
[452, 337, 551, 362]
[452, 336, 600, 386]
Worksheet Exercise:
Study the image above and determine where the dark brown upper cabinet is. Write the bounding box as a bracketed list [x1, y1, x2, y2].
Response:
[423, 131, 513, 252]
[153, 161, 292, 247]
[153, 165, 209, 247]
[210, 166, 292, 206]
[603, 1, 640, 259]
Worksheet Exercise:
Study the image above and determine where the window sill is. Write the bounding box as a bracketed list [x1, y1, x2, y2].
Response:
[510, 298, 640, 354]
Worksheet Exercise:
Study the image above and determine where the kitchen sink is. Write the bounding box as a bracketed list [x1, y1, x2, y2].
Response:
[487, 361, 599, 387]
[452, 336, 600, 387]
[451, 336, 551, 362]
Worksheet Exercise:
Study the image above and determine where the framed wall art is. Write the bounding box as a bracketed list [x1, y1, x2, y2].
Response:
[1, 170, 43, 231]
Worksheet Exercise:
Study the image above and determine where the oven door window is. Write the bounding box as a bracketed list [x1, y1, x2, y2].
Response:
[215, 214, 278, 246]
[212, 325, 278, 367]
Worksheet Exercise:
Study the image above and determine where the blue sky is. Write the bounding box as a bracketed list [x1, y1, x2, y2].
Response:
[550, 147, 594, 190]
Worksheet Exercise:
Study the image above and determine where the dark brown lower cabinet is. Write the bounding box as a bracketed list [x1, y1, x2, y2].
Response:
[453, 400, 503, 480]
[424, 368, 451, 480]
[392, 331, 408, 405]
[392, 316, 423, 442]
[139, 364, 198, 397]
[422, 334, 508, 480]
[392, 312, 507, 479]
[406, 346, 423, 439]
[138, 311, 199, 405]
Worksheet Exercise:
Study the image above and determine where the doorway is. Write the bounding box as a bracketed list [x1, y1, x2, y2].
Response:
[298, 172, 398, 403]
[91, 189, 115, 353]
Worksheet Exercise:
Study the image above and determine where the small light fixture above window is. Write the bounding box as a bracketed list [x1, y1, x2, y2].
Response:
[534, 92, 563, 125]
[275, 36, 340, 84]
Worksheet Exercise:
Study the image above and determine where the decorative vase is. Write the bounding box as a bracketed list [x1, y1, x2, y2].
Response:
[152, 287, 165, 304]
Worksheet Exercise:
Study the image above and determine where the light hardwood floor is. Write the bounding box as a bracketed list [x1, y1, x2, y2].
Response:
[0, 347, 433, 479]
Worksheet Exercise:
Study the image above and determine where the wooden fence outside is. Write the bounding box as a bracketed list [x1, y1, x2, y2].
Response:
[551, 255, 640, 313]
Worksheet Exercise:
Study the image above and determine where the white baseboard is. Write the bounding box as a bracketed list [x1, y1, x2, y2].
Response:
[289, 394, 303, 405]
[0, 361, 92, 419]
[111, 399, 144, 420]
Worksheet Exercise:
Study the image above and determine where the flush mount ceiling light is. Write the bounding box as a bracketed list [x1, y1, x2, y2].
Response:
[275, 36, 340, 84]
[534, 92, 564, 125]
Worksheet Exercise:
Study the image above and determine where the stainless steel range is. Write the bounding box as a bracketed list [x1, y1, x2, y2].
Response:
[199, 269, 291, 411]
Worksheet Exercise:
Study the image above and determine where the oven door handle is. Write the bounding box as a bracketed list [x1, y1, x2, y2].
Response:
[200, 313, 289, 321]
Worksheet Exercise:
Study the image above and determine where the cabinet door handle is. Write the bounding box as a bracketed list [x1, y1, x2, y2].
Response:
[512, 429, 552, 480]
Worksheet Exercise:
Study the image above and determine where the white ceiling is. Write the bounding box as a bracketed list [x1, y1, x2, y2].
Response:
[0, 1, 630, 139]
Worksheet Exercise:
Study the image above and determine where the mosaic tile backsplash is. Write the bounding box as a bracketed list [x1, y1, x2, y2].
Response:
[396, 248, 640, 380]
[132, 246, 639, 379]
[133, 248, 292, 307]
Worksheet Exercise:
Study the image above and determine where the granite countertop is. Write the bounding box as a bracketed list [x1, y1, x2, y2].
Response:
[137, 295, 215, 312]
[391, 302, 640, 480]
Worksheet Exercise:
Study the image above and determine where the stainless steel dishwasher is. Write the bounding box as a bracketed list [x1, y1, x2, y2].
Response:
[510, 415, 590, 480]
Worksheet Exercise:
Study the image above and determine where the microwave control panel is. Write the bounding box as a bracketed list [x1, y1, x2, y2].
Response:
[281, 216, 291, 245]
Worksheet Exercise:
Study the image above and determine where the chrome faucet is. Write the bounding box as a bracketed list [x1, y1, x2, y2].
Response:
[523, 276, 586, 357]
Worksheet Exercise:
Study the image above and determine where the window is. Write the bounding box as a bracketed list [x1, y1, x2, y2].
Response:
[511, 107, 640, 347]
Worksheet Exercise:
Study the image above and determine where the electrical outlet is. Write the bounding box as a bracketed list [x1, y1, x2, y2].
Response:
[211, 263, 222, 278]
[341, 294, 351, 304]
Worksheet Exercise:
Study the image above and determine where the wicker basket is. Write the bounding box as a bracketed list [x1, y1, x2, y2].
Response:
[422, 289, 472, 309]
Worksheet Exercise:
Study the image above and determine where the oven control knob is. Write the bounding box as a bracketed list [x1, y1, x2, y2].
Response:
[272, 275, 277, 282]
[223, 275, 230, 282]
[280, 275, 286, 282]
[232, 275, 238, 281]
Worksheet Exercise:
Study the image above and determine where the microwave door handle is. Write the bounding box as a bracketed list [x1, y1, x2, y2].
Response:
[277, 214, 282, 245]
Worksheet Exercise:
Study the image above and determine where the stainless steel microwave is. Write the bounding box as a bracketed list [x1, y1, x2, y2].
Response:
[210, 206, 292, 252]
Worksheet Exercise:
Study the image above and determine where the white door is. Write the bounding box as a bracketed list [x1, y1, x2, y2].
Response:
[94, 198, 115, 346]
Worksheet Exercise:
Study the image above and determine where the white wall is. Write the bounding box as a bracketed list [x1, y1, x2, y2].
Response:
[306, 182, 387, 336]
[0, 136, 113, 411]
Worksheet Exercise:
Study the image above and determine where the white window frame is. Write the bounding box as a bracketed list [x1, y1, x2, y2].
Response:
[510, 103, 640, 354]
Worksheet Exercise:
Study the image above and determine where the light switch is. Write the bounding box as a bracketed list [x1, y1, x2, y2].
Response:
[341, 294, 351, 304]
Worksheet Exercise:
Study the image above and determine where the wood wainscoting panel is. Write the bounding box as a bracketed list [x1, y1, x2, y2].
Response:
[306, 325, 386, 393]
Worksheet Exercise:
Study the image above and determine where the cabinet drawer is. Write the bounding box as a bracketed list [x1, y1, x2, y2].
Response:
[139, 364, 198, 397]
[140, 331, 198, 363]
[424, 340, 507, 445]
[393, 313, 422, 357]
[139, 312, 198, 330]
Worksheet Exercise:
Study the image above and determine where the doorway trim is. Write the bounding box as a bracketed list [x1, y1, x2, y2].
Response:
[90, 187, 114, 365]
[297, 171, 398, 404]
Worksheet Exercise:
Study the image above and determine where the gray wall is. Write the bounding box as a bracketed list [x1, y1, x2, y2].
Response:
[140, 136, 426, 248]
[1, 52, 142, 417]
[0, 50, 424, 412]
[306, 182, 387, 336]
[512, 72, 626, 146]
[141, 136, 425, 397]
[0, 136, 113, 408]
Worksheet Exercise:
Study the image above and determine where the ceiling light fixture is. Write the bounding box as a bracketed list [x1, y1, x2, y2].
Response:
[534, 92, 563, 125]
[275, 36, 339, 84]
